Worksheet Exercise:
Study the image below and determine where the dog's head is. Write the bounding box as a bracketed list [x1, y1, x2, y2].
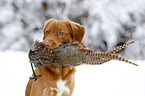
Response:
[43, 19, 86, 49]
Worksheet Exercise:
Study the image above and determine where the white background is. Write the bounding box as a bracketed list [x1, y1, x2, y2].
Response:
[0, 51, 145, 96]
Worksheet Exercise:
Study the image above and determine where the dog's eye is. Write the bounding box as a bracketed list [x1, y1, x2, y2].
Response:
[45, 31, 49, 35]
[59, 32, 63, 35]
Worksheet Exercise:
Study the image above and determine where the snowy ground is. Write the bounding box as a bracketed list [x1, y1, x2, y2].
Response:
[0, 51, 145, 96]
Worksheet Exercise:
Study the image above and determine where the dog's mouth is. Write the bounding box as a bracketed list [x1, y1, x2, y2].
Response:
[43, 41, 51, 48]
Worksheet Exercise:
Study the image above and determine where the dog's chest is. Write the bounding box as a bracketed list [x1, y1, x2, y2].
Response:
[43, 79, 70, 96]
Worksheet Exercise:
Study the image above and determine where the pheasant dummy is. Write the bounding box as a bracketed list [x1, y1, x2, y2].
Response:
[29, 41, 138, 68]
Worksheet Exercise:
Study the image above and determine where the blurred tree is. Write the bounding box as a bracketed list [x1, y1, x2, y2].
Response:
[0, 0, 145, 59]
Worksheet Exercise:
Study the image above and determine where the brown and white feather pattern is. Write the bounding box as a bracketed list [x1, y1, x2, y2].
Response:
[29, 41, 138, 68]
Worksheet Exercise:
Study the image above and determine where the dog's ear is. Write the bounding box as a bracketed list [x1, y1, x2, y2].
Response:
[43, 19, 57, 40]
[67, 21, 86, 43]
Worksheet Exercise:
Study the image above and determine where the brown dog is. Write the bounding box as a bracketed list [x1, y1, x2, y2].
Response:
[25, 19, 86, 96]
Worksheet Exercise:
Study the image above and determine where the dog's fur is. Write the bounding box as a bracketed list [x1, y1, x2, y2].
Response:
[25, 19, 86, 96]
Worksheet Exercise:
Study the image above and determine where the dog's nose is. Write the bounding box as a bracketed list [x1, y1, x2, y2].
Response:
[43, 41, 52, 48]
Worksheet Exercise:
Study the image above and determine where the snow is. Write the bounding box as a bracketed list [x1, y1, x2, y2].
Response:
[0, 51, 145, 96]
[74, 61, 145, 96]
[0, 51, 31, 96]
